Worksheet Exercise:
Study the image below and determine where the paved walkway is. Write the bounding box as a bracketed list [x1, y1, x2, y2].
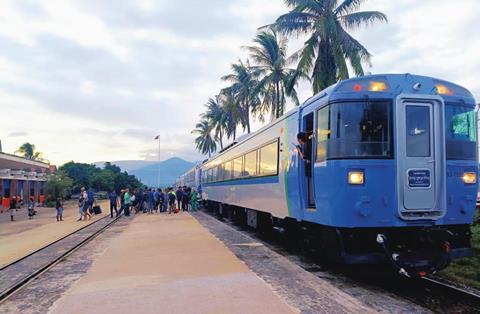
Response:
[49, 213, 298, 314]
[0, 200, 109, 267]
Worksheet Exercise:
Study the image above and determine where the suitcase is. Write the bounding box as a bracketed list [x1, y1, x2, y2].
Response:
[93, 205, 102, 215]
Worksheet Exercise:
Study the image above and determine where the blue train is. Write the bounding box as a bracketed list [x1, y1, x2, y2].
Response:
[179, 74, 478, 277]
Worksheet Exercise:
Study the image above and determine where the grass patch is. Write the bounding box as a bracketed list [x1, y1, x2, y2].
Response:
[438, 210, 480, 290]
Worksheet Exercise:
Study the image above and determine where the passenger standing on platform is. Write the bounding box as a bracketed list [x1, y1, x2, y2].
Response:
[190, 188, 198, 212]
[119, 190, 125, 216]
[147, 188, 154, 214]
[87, 188, 95, 216]
[168, 188, 176, 214]
[176, 186, 183, 211]
[56, 197, 64, 221]
[154, 188, 160, 213]
[82, 188, 92, 220]
[109, 190, 118, 218]
[158, 189, 165, 213]
[28, 197, 35, 219]
[182, 186, 189, 212]
[124, 189, 131, 216]
[9, 197, 16, 221]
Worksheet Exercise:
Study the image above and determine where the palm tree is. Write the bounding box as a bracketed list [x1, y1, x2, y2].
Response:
[202, 96, 228, 150]
[15, 142, 43, 160]
[245, 28, 301, 120]
[219, 89, 241, 141]
[273, 0, 387, 93]
[191, 119, 217, 157]
[221, 59, 260, 134]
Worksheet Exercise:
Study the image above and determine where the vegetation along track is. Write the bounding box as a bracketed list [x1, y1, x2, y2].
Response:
[197, 208, 480, 312]
[0, 214, 121, 303]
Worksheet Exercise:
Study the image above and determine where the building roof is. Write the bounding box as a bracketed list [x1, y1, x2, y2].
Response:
[0, 152, 50, 171]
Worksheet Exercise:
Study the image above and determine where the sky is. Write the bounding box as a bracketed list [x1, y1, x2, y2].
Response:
[0, 0, 479, 166]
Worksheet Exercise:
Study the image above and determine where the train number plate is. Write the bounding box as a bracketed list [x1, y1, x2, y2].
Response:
[408, 170, 430, 188]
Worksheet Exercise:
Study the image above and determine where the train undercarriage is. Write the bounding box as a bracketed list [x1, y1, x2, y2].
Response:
[204, 200, 472, 278]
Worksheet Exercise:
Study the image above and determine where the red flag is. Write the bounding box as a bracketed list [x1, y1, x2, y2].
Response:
[154, 135, 160, 140]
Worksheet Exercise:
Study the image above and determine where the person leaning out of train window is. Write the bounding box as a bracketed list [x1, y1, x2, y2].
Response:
[296, 132, 311, 163]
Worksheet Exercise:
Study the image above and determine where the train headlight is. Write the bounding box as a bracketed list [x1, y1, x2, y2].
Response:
[348, 171, 364, 185]
[462, 172, 476, 184]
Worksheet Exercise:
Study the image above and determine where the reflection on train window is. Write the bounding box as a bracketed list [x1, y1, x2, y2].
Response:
[233, 157, 243, 178]
[259, 141, 278, 175]
[445, 104, 477, 160]
[212, 166, 218, 182]
[207, 169, 213, 182]
[316, 101, 393, 160]
[244, 151, 257, 177]
[406, 105, 431, 157]
[316, 106, 330, 162]
[224, 161, 232, 180]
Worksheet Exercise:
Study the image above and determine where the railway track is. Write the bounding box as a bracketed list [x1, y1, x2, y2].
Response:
[0, 214, 121, 303]
[195, 209, 480, 312]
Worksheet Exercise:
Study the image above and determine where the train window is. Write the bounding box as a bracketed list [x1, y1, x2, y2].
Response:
[212, 166, 218, 182]
[217, 164, 224, 181]
[207, 169, 212, 182]
[244, 150, 257, 176]
[316, 106, 330, 162]
[259, 141, 278, 175]
[233, 157, 243, 178]
[316, 101, 393, 160]
[406, 105, 431, 157]
[445, 104, 477, 160]
[222, 161, 231, 180]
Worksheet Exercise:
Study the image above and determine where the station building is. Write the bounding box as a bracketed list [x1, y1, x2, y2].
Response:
[0, 151, 51, 209]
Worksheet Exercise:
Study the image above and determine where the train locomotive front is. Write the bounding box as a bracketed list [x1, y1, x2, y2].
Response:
[308, 74, 478, 276]
[192, 74, 478, 277]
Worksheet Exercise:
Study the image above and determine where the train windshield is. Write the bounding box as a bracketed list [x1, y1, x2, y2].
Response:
[317, 101, 393, 161]
[445, 104, 477, 160]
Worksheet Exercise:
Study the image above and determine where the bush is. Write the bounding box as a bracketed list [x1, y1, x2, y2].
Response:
[45, 171, 73, 202]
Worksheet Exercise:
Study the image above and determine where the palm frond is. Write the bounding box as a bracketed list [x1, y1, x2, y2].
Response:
[334, 0, 366, 16]
[339, 11, 387, 30]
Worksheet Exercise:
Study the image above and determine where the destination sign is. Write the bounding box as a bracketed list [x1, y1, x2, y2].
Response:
[408, 169, 431, 188]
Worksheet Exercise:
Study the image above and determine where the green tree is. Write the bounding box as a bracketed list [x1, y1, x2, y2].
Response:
[104, 162, 121, 174]
[219, 90, 242, 140]
[91, 170, 115, 191]
[221, 59, 260, 133]
[60, 162, 98, 192]
[202, 96, 228, 150]
[274, 0, 387, 93]
[45, 170, 74, 202]
[15, 142, 47, 161]
[245, 28, 301, 120]
[59, 161, 143, 193]
[191, 119, 217, 157]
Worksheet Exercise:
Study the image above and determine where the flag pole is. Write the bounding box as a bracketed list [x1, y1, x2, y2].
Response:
[157, 135, 161, 188]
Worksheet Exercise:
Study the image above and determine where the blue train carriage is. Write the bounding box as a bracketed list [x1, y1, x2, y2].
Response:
[196, 73, 478, 277]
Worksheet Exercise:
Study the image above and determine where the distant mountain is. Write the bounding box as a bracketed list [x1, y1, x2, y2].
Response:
[95, 157, 196, 187]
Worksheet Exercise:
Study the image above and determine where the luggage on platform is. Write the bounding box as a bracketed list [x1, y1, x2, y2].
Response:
[93, 205, 102, 215]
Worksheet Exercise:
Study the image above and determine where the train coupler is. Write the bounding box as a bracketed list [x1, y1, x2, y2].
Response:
[376, 233, 451, 278]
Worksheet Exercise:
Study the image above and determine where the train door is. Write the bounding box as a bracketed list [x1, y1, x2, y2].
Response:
[302, 113, 316, 208]
[396, 96, 446, 218]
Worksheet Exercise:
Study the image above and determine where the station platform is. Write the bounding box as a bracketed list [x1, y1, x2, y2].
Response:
[49, 213, 298, 314]
[0, 200, 109, 267]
